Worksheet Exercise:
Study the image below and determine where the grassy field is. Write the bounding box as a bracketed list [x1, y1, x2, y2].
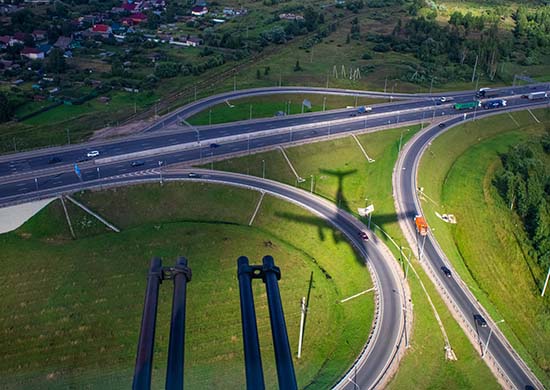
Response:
[0, 182, 373, 389]
[187, 94, 387, 126]
[202, 125, 500, 388]
[418, 108, 550, 386]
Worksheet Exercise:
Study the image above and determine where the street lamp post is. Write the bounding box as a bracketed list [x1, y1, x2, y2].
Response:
[262, 159, 266, 179]
[209, 110, 212, 126]
[66, 128, 71, 145]
[34, 177, 38, 191]
[323, 97, 326, 111]
[158, 161, 163, 185]
[310, 175, 314, 193]
[482, 319, 505, 358]
[97, 167, 100, 179]
[399, 246, 411, 280]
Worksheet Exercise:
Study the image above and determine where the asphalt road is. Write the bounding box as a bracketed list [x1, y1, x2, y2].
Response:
[394, 108, 545, 389]
[1, 85, 548, 204]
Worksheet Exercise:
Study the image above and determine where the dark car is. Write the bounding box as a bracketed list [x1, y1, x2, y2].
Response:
[441, 266, 452, 278]
[48, 156, 62, 164]
[438, 123, 446, 128]
[209, 143, 220, 148]
[474, 314, 487, 328]
[188, 172, 201, 178]
[131, 160, 145, 167]
[359, 231, 369, 241]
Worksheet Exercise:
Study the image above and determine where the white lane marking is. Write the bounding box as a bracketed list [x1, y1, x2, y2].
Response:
[17, 187, 29, 192]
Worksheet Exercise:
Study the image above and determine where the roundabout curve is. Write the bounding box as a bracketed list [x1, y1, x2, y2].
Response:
[8, 168, 408, 389]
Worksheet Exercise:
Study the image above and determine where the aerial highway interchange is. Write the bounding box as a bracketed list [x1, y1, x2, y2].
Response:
[0, 83, 548, 389]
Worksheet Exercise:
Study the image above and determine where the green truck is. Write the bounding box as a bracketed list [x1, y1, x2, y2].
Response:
[454, 101, 479, 110]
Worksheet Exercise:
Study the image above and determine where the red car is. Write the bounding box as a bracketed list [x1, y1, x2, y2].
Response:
[359, 231, 369, 241]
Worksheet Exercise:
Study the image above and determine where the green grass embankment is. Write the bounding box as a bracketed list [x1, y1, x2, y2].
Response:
[418, 108, 550, 386]
[187, 94, 386, 126]
[0, 182, 373, 389]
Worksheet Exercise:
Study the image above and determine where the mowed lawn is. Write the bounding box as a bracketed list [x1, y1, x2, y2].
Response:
[187, 94, 387, 126]
[205, 125, 500, 388]
[0, 182, 373, 389]
[418, 108, 550, 386]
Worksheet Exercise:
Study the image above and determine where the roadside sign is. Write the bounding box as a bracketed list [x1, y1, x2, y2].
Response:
[365, 204, 374, 215]
[74, 163, 82, 179]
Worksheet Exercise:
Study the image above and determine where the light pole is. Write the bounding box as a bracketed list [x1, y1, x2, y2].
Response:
[34, 177, 38, 191]
[66, 128, 70, 145]
[247, 134, 250, 155]
[262, 159, 265, 179]
[482, 319, 505, 358]
[399, 245, 411, 280]
[158, 161, 163, 185]
[323, 96, 326, 111]
[249, 105, 252, 120]
[97, 167, 100, 179]
[310, 175, 314, 193]
[290, 127, 293, 142]
[209, 109, 212, 125]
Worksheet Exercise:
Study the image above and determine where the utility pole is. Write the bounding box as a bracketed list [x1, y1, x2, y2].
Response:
[471, 54, 479, 83]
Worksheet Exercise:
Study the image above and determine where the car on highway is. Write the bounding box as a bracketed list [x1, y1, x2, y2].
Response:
[474, 314, 488, 328]
[131, 161, 145, 167]
[48, 156, 62, 164]
[438, 123, 446, 128]
[359, 231, 369, 241]
[188, 172, 201, 178]
[87, 150, 100, 158]
[210, 143, 220, 148]
[441, 266, 452, 278]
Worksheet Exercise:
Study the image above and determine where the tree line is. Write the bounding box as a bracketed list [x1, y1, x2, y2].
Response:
[494, 131, 550, 273]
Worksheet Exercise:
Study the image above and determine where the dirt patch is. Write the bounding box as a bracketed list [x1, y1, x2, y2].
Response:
[90, 120, 151, 140]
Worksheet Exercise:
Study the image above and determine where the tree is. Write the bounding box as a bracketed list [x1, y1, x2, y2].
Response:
[0, 92, 13, 123]
[47, 48, 66, 74]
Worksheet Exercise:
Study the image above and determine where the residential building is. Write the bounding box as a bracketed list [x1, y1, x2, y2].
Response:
[21, 47, 44, 60]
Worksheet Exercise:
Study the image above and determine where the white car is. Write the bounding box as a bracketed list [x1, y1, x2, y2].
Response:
[87, 150, 100, 158]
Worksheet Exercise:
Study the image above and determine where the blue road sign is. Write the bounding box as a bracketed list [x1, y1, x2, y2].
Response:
[74, 163, 82, 178]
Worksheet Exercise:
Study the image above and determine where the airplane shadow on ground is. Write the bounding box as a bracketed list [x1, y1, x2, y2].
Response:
[273, 167, 424, 267]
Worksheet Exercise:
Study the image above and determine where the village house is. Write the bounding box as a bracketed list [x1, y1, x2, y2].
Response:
[90, 24, 112, 37]
[21, 47, 44, 60]
[191, 5, 208, 16]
